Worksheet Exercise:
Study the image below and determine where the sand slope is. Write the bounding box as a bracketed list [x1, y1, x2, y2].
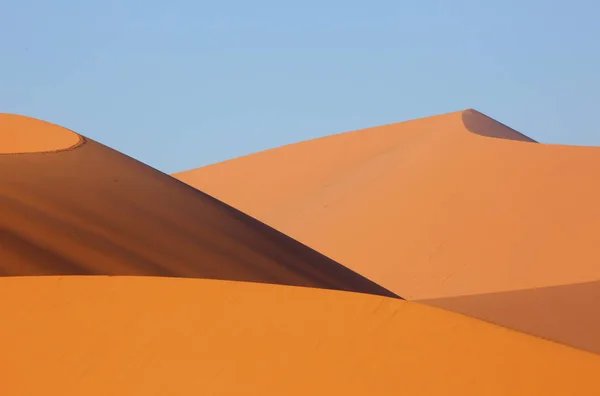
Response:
[0, 113, 395, 298]
[174, 109, 600, 352]
[2, 276, 600, 395]
[421, 280, 600, 354]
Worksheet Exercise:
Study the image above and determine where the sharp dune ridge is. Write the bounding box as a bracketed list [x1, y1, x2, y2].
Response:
[174, 108, 600, 354]
[170, 109, 535, 174]
[0, 113, 397, 298]
[2, 276, 600, 396]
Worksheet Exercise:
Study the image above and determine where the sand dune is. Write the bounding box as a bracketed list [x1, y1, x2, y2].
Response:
[0, 114, 82, 154]
[174, 109, 600, 352]
[2, 276, 600, 395]
[0, 113, 395, 298]
[4, 109, 599, 393]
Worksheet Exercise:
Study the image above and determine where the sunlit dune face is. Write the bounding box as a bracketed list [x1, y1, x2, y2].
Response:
[0, 114, 83, 154]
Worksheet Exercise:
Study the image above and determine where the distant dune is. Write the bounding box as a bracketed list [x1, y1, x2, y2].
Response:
[0, 113, 395, 298]
[174, 109, 600, 353]
[2, 276, 600, 395]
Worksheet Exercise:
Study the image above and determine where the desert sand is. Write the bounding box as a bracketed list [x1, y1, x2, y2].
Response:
[2, 110, 599, 393]
[174, 109, 600, 353]
[0, 113, 395, 297]
[2, 275, 600, 395]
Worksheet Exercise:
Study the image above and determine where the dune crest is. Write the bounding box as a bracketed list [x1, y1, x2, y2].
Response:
[174, 109, 600, 352]
[462, 109, 538, 142]
[2, 276, 600, 395]
[0, 114, 83, 154]
[0, 114, 396, 298]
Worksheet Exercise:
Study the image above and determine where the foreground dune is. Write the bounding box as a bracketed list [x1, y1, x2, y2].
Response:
[0, 113, 395, 298]
[2, 276, 600, 395]
[174, 109, 600, 353]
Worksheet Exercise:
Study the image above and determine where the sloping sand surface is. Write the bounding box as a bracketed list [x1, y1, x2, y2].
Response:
[0, 114, 395, 298]
[420, 280, 600, 354]
[2, 276, 600, 395]
[174, 109, 600, 351]
[0, 113, 82, 154]
[174, 109, 600, 298]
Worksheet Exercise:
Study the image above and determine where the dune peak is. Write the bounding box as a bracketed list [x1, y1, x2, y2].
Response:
[0, 114, 83, 155]
[461, 109, 538, 142]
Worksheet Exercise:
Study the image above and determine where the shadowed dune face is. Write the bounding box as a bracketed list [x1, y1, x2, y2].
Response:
[462, 109, 538, 142]
[0, 114, 83, 154]
[2, 276, 600, 396]
[420, 280, 600, 354]
[0, 114, 396, 298]
[173, 109, 600, 353]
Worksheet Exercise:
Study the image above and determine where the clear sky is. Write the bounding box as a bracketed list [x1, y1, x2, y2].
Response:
[2, 0, 598, 173]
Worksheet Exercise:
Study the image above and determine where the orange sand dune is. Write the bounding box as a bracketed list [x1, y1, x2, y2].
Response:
[0, 114, 82, 154]
[174, 109, 600, 352]
[2, 276, 600, 395]
[0, 113, 395, 298]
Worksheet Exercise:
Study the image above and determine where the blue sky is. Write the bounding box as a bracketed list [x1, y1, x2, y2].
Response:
[2, 0, 598, 173]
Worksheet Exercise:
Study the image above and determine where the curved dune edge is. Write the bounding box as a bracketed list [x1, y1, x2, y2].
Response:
[462, 109, 600, 148]
[2, 276, 600, 396]
[0, 114, 396, 299]
[0, 114, 84, 154]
